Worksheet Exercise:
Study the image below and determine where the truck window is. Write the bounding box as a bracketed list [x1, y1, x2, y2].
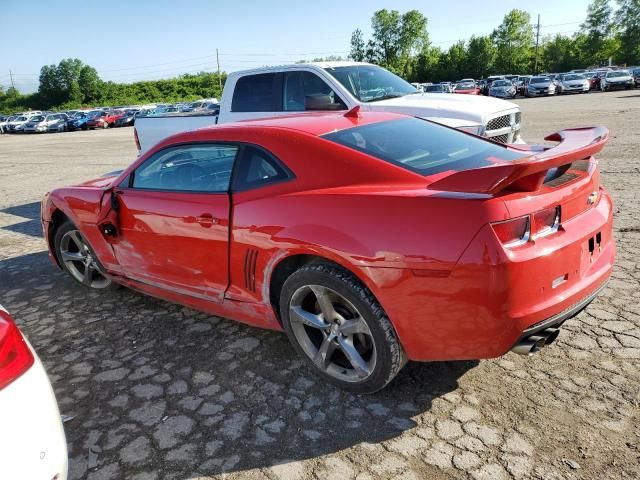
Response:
[283, 71, 346, 111]
[232, 73, 280, 112]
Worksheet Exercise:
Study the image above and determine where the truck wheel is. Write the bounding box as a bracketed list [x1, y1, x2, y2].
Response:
[279, 263, 406, 394]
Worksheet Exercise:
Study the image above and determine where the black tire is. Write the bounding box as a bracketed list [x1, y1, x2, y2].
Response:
[54, 220, 116, 290]
[279, 263, 406, 393]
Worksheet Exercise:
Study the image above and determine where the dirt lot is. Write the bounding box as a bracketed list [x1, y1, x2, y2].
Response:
[0, 90, 639, 480]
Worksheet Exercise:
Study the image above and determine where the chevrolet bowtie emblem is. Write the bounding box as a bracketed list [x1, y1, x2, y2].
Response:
[587, 191, 599, 205]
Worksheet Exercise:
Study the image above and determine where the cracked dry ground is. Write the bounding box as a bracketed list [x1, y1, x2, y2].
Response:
[0, 91, 639, 480]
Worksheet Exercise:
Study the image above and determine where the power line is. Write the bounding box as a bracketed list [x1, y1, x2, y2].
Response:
[538, 21, 582, 29]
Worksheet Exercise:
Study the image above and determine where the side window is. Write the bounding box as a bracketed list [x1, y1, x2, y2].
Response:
[232, 146, 293, 191]
[283, 71, 346, 111]
[131, 144, 239, 193]
[231, 73, 280, 112]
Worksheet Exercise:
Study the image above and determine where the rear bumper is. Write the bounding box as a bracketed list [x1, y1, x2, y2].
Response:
[370, 189, 615, 362]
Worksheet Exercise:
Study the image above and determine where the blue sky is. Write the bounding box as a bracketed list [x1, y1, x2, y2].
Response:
[1, 0, 591, 93]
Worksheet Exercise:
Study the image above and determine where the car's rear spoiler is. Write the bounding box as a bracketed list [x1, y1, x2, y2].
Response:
[427, 126, 609, 195]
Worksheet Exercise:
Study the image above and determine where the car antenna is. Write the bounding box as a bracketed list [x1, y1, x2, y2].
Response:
[344, 105, 361, 118]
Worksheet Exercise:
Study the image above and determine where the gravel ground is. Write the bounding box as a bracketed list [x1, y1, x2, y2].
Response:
[0, 90, 639, 480]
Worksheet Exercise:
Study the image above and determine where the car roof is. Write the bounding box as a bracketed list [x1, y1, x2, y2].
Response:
[229, 61, 372, 77]
[200, 111, 406, 137]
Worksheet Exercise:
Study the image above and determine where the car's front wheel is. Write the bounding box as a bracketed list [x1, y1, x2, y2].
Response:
[280, 263, 406, 393]
[54, 221, 113, 289]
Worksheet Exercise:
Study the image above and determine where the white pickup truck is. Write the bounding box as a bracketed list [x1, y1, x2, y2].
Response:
[135, 61, 523, 154]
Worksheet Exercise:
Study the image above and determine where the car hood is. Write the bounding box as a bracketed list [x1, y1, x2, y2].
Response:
[75, 173, 121, 188]
[530, 82, 552, 87]
[365, 92, 517, 124]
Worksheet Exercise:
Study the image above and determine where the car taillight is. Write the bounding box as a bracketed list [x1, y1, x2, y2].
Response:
[0, 313, 34, 391]
[491, 216, 530, 247]
[533, 206, 561, 238]
[134, 127, 141, 151]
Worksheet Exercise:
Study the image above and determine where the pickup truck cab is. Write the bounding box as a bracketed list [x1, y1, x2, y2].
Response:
[135, 62, 523, 154]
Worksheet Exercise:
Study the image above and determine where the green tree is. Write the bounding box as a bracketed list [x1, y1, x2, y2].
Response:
[580, 0, 614, 65]
[78, 65, 102, 104]
[466, 36, 496, 78]
[363, 9, 429, 75]
[492, 9, 534, 73]
[350, 29, 366, 61]
[616, 0, 640, 64]
[541, 34, 582, 72]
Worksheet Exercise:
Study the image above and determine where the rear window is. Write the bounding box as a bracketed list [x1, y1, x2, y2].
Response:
[232, 73, 280, 112]
[322, 118, 527, 176]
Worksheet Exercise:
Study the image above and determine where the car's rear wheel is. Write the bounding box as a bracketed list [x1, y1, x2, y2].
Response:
[279, 263, 406, 393]
[54, 221, 113, 289]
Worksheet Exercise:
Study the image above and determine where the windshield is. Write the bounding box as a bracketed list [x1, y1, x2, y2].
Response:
[88, 111, 102, 118]
[322, 117, 527, 177]
[455, 83, 474, 90]
[425, 85, 446, 92]
[30, 116, 45, 122]
[607, 71, 628, 78]
[15, 116, 27, 121]
[564, 74, 584, 81]
[531, 77, 550, 83]
[325, 64, 417, 102]
[492, 80, 511, 87]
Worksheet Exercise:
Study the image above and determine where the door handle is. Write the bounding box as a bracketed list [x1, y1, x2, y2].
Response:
[195, 214, 218, 227]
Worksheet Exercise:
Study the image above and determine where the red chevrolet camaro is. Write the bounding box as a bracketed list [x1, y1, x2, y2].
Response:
[41, 110, 615, 393]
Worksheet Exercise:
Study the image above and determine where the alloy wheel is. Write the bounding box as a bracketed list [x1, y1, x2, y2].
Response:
[288, 285, 376, 382]
[59, 230, 111, 288]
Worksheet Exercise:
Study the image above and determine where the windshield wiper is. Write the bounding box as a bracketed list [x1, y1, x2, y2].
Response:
[364, 93, 408, 103]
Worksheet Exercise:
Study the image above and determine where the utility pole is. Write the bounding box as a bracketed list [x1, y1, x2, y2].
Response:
[534, 14, 541, 75]
[216, 49, 222, 94]
[9, 69, 15, 90]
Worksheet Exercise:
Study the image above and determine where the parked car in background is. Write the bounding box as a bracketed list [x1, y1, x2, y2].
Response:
[600, 70, 634, 91]
[5, 115, 33, 133]
[453, 82, 480, 95]
[47, 113, 69, 132]
[632, 68, 640, 87]
[439, 82, 454, 93]
[425, 83, 451, 93]
[0, 305, 68, 479]
[66, 112, 90, 131]
[557, 73, 590, 94]
[87, 110, 124, 129]
[516, 76, 532, 96]
[489, 79, 516, 98]
[0, 115, 13, 133]
[589, 71, 605, 90]
[410, 82, 424, 92]
[526, 76, 556, 96]
[114, 109, 140, 127]
[42, 111, 614, 393]
[23, 115, 50, 133]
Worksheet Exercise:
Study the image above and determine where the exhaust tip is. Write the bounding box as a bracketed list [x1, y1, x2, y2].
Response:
[511, 335, 547, 356]
[541, 328, 560, 345]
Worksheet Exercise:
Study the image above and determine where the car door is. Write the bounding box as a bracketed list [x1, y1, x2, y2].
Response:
[111, 143, 238, 302]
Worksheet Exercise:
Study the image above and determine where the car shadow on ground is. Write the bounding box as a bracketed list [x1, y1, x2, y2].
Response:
[0, 251, 478, 479]
[0, 201, 43, 237]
